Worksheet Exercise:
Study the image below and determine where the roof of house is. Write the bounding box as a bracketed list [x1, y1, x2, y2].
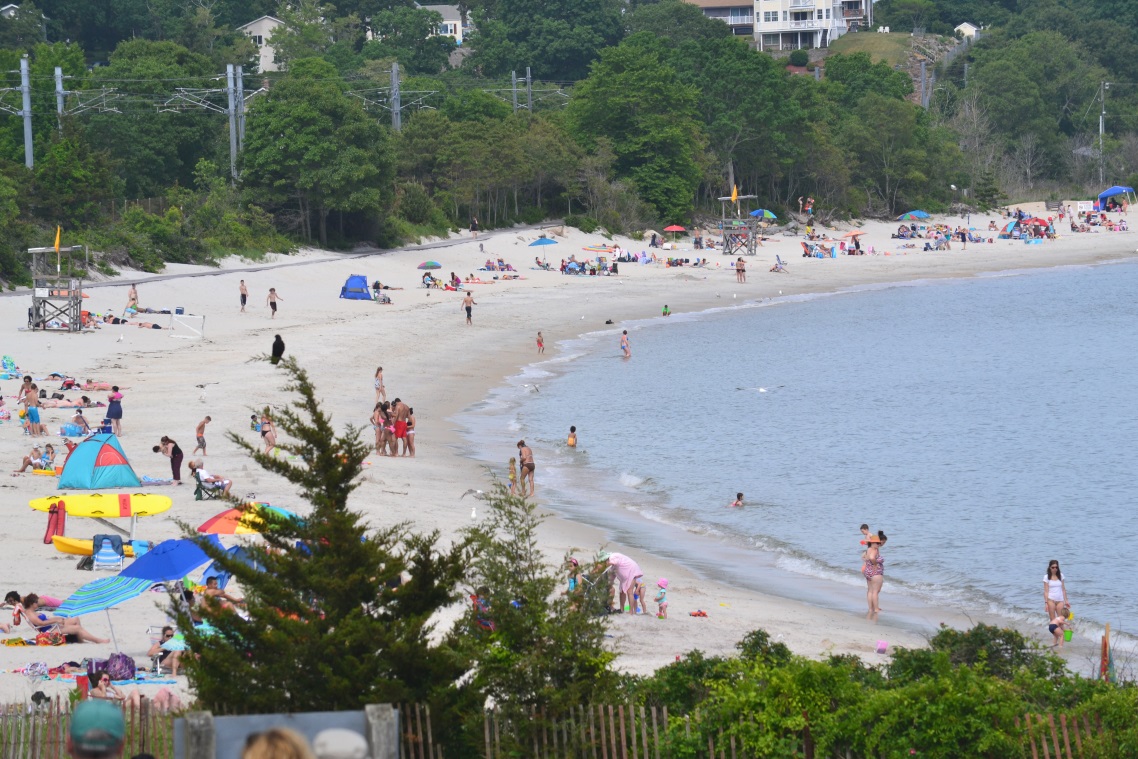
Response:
[685, 0, 753, 9]
[954, 22, 979, 30]
[236, 15, 284, 31]
[420, 4, 461, 21]
[0, 4, 20, 13]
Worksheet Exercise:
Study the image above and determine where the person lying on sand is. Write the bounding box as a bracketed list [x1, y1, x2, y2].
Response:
[83, 380, 115, 391]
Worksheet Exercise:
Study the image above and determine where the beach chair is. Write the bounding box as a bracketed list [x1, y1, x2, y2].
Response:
[92, 534, 125, 572]
[771, 255, 788, 273]
[193, 470, 221, 501]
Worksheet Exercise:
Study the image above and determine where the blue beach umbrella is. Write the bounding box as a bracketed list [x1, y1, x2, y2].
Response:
[54, 575, 159, 652]
[529, 237, 558, 247]
[749, 209, 777, 219]
[897, 210, 930, 221]
[119, 535, 221, 583]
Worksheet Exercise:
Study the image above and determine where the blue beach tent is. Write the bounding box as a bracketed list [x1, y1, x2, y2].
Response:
[58, 433, 141, 490]
[1098, 185, 1134, 203]
[339, 274, 373, 300]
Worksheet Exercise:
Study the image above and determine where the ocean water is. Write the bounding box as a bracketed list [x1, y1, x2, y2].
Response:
[460, 260, 1138, 638]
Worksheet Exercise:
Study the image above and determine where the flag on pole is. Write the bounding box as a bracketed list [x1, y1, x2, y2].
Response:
[730, 185, 738, 204]
[54, 225, 60, 253]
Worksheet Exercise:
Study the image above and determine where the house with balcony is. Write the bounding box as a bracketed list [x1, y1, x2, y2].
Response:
[754, 0, 870, 51]
[237, 15, 284, 73]
[686, 0, 755, 37]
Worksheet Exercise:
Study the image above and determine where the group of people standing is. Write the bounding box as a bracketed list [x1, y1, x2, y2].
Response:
[371, 368, 416, 457]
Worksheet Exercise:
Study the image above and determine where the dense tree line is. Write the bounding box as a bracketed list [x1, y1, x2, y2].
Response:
[0, 0, 1128, 279]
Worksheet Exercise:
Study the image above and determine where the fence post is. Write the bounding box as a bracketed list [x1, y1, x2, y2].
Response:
[365, 704, 400, 759]
[182, 711, 216, 759]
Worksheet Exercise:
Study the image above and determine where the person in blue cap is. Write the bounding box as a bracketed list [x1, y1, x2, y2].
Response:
[68, 699, 124, 758]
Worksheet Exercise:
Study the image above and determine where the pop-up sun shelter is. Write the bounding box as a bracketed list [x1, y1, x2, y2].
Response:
[339, 274, 373, 300]
[1098, 185, 1134, 203]
[58, 433, 141, 490]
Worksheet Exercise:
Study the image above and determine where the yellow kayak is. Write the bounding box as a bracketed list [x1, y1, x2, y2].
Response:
[51, 535, 137, 557]
[29, 493, 172, 517]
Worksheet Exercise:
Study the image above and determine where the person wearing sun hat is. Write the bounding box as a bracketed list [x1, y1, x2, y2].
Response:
[68, 699, 125, 758]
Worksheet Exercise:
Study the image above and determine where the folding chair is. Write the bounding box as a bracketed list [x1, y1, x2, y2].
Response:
[771, 255, 788, 273]
[92, 534, 125, 572]
[193, 470, 222, 501]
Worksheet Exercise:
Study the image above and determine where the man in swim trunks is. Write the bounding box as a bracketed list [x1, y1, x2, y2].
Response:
[239, 280, 248, 312]
[266, 287, 283, 318]
[391, 398, 410, 454]
[22, 383, 43, 437]
[620, 330, 631, 358]
[517, 439, 535, 497]
[462, 292, 476, 325]
[193, 416, 211, 456]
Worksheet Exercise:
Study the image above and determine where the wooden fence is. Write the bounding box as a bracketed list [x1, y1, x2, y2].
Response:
[0, 698, 174, 759]
[1018, 712, 1105, 759]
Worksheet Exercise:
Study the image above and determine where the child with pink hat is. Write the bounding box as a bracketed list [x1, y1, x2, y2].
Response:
[655, 578, 669, 619]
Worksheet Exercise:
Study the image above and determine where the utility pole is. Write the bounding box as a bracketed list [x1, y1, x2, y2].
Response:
[526, 66, 532, 112]
[20, 56, 33, 168]
[226, 64, 238, 181]
[511, 70, 518, 113]
[235, 65, 246, 148]
[1099, 81, 1107, 185]
[391, 62, 401, 132]
[54, 66, 65, 132]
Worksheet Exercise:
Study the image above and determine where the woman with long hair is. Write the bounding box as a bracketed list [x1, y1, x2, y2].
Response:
[1044, 560, 1069, 619]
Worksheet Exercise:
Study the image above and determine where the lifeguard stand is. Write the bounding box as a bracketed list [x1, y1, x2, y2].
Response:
[716, 192, 760, 256]
[28, 244, 87, 332]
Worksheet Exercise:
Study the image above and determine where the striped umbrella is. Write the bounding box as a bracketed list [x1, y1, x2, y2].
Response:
[54, 576, 158, 652]
[197, 504, 297, 535]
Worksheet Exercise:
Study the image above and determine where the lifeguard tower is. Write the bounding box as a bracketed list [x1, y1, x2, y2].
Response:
[716, 191, 761, 256]
[28, 242, 88, 332]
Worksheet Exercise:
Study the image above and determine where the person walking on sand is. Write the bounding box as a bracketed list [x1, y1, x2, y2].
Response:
[735, 257, 746, 283]
[374, 367, 386, 402]
[470, 216, 479, 238]
[192, 416, 211, 456]
[239, 280, 248, 312]
[517, 439, 535, 497]
[536, 331, 544, 353]
[125, 283, 138, 312]
[266, 287, 283, 318]
[620, 330, 631, 358]
[862, 531, 885, 616]
[462, 292, 476, 325]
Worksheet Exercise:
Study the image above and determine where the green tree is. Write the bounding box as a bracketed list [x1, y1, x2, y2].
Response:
[823, 52, 913, 110]
[363, 6, 455, 75]
[240, 58, 395, 244]
[30, 127, 121, 227]
[466, 0, 623, 81]
[567, 34, 705, 221]
[83, 40, 219, 197]
[269, 0, 364, 69]
[178, 358, 471, 713]
[0, 1, 46, 49]
[455, 484, 616, 737]
[624, 0, 731, 45]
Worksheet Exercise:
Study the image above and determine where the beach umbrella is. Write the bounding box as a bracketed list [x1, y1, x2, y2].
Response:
[416, 261, 442, 270]
[54, 575, 158, 652]
[749, 209, 777, 219]
[897, 210, 930, 221]
[663, 224, 686, 242]
[842, 230, 866, 238]
[197, 504, 297, 536]
[119, 535, 221, 583]
[528, 237, 558, 247]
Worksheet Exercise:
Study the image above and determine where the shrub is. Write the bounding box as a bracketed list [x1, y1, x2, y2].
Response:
[788, 49, 809, 67]
[397, 182, 436, 225]
[565, 214, 600, 233]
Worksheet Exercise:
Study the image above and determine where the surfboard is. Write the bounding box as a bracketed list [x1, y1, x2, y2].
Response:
[29, 493, 172, 517]
[51, 535, 138, 557]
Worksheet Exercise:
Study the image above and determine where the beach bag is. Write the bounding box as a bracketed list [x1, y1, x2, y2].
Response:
[106, 652, 136, 681]
[86, 658, 108, 678]
[35, 631, 65, 646]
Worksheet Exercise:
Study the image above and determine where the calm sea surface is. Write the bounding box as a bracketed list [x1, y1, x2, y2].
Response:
[460, 260, 1138, 637]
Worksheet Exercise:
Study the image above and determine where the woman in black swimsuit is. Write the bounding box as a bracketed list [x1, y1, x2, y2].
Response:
[260, 414, 277, 454]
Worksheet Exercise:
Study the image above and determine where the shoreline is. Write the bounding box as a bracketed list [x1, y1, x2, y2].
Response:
[0, 208, 1130, 701]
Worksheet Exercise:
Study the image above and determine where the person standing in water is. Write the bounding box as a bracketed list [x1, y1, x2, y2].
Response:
[620, 330, 631, 358]
[567, 426, 577, 448]
[536, 331, 544, 353]
[517, 440, 535, 497]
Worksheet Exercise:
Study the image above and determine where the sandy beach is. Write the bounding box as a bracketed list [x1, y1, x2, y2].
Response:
[0, 204, 1131, 703]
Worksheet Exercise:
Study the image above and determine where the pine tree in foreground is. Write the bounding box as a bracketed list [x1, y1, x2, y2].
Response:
[175, 357, 470, 713]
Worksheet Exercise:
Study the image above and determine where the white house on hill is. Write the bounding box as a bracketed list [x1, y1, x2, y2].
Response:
[420, 4, 466, 45]
[954, 22, 980, 39]
[237, 15, 284, 73]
